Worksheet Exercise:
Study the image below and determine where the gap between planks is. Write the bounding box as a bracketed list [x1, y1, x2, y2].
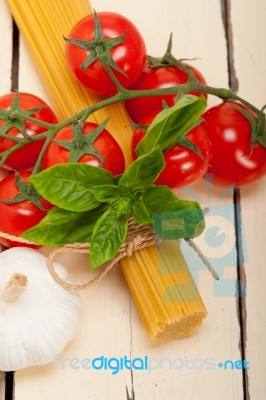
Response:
[0, 372, 6, 400]
[0, 371, 14, 400]
[11, 19, 19, 91]
[3, 1, 249, 399]
[220, 0, 249, 399]
[2, 16, 20, 400]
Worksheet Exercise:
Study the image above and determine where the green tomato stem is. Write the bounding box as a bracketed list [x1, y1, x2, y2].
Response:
[1, 77, 264, 173]
[31, 131, 58, 176]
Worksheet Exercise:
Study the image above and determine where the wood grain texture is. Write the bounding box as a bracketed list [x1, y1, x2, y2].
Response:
[0, 2, 12, 395]
[231, 0, 266, 398]
[0, 0, 13, 94]
[0, 372, 5, 400]
[0, 0, 265, 399]
[13, 1, 242, 398]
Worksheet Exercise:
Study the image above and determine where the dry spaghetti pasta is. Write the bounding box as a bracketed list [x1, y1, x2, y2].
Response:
[120, 241, 206, 342]
[7, 0, 207, 342]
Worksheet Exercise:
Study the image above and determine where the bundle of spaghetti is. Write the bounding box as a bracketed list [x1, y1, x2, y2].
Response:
[7, 0, 207, 342]
[121, 240, 206, 342]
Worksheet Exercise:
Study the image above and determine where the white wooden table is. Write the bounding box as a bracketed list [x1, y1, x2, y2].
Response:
[0, 0, 265, 399]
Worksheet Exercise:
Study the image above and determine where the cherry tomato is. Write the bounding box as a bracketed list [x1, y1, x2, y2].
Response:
[65, 12, 147, 96]
[125, 62, 207, 123]
[0, 92, 58, 171]
[42, 122, 125, 175]
[132, 113, 211, 189]
[0, 172, 51, 248]
[203, 102, 266, 188]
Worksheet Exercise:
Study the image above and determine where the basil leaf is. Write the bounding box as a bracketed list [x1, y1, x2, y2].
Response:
[90, 207, 128, 270]
[89, 185, 119, 203]
[30, 163, 114, 212]
[131, 198, 152, 224]
[136, 95, 207, 156]
[22, 206, 106, 246]
[153, 207, 205, 240]
[118, 146, 165, 190]
[143, 185, 190, 212]
[143, 185, 205, 239]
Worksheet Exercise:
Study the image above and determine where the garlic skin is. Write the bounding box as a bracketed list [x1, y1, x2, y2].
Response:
[0, 247, 81, 372]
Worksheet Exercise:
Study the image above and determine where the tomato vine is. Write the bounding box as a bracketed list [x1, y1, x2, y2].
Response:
[0, 10, 265, 262]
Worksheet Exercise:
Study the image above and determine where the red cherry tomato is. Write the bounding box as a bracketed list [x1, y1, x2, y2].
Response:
[42, 122, 125, 175]
[65, 12, 146, 96]
[0, 172, 51, 248]
[125, 62, 207, 123]
[0, 92, 58, 171]
[132, 113, 211, 189]
[203, 102, 266, 188]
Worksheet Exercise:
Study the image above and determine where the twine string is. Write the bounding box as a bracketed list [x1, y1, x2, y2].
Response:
[0, 220, 156, 291]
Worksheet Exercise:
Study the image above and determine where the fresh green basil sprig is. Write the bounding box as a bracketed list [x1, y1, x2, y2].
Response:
[22, 95, 206, 270]
[22, 148, 204, 270]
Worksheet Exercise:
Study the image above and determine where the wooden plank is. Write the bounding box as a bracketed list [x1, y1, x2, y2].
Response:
[14, 3, 133, 399]
[230, 0, 266, 398]
[0, 0, 13, 95]
[0, 0, 13, 396]
[0, 372, 5, 400]
[130, 182, 244, 399]
[94, 1, 242, 398]
[92, 0, 228, 107]
[0, 0, 13, 184]
[13, 252, 133, 400]
[0, 0, 252, 398]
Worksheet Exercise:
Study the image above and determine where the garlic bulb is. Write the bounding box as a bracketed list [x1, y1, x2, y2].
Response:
[0, 247, 81, 371]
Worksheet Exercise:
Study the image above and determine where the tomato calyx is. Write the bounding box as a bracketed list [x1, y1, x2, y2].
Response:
[250, 110, 266, 149]
[53, 119, 111, 165]
[0, 172, 47, 211]
[0, 92, 45, 140]
[258, 105, 266, 148]
[64, 11, 127, 79]
[230, 101, 266, 151]
[147, 34, 196, 83]
[173, 130, 205, 160]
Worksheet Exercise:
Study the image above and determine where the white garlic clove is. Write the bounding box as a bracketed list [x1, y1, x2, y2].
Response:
[0, 247, 81, 371]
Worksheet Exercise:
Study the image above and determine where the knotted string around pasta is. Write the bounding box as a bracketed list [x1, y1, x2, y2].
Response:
[0, 219, 156, 291]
